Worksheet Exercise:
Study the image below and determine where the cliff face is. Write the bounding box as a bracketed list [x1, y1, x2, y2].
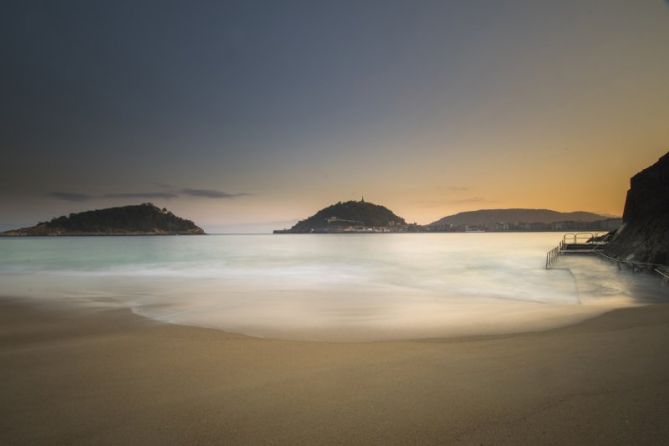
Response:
[605, 152, 669, 265]
[2, 203, 205, 236]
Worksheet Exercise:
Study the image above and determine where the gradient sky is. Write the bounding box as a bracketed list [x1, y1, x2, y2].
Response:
[1, 0, 668, 232]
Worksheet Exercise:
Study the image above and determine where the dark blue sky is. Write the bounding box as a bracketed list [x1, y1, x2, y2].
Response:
[2, 0, 668, 231]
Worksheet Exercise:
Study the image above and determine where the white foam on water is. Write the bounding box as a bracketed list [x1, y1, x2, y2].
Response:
[0, 234, 665, 341]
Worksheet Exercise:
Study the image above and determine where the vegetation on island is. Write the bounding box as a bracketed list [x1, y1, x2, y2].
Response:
[277, 199, 408, 233]
[2, 203, 205, 236]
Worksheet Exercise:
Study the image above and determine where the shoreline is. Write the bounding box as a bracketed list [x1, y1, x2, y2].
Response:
[0, 294, 646, 344]
[132, 301, 639, 344]
[3, 297, 669, 445]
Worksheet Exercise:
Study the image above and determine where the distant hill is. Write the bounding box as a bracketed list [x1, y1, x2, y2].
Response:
[430, 209, 616, 231]
[2, 203, 205, 236]
[277, 200, 406, 233]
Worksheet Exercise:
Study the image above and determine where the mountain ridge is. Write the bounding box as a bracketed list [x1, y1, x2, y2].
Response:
[430, 208, 614, 230]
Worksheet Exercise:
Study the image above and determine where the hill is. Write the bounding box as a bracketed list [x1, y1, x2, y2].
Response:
[429, 209, 617, 231]
[2, 203, 205, 236]
[276, 199, 407, 233]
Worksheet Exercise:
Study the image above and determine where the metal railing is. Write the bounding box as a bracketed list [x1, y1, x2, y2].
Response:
[562, 232, 598, 244]
[545, 233, 607, 269]
[598, 251, 669, 282]
[655, 268, 669, 282]
[545, 233, 669, 282]
[545, 242, 562, 269]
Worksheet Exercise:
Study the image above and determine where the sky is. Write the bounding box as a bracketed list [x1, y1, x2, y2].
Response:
[1, 0, 668, 233]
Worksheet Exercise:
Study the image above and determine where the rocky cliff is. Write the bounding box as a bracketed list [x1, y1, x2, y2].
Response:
[2, 203, 205, 236]
[605, 152, 669, 265]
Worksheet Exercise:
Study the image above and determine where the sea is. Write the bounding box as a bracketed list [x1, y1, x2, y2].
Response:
[0, 233, 666, 341]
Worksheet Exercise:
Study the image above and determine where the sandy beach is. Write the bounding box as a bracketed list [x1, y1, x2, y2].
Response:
[1, 298, 669, 445]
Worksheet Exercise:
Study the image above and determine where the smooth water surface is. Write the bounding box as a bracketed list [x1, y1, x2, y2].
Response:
[0, 234, 665, 341]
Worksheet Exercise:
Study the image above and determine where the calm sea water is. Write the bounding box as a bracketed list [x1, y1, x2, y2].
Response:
[0, 233, 665, 341]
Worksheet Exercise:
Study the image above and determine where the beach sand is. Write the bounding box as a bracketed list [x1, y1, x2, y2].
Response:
[2, 298, 669, 445]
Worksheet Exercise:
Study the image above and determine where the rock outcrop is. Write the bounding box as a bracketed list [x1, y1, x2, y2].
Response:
[2, 203, 205, 236]
[605, 152, 669, 265]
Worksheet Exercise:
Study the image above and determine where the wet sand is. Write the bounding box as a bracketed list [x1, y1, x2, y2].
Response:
[2, 297, 669, 445]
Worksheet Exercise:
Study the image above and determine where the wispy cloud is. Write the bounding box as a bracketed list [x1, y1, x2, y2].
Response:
[448, 186, 470, 192]
[48, 192, 92, 202]
[47, 187, 249, 202]
[103, 192, 178, 199]
[446, 196, 495, 205]
[181, 188, 250, 199]
[414, 196, 496, 208]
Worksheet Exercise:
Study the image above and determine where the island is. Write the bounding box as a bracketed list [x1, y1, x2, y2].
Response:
[274, 198, 417, 233]
[1, 203, 205, 236]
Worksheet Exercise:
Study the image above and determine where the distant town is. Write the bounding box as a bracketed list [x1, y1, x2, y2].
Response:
[274, 219, 621, 234]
